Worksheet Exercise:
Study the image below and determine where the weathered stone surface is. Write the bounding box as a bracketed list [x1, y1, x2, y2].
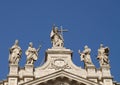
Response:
[0, 27, 118, 85]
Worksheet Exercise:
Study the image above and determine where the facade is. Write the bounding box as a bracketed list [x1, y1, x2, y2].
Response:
[0, 26, 119, 85]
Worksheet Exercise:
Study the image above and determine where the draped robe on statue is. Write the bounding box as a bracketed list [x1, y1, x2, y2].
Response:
[50, 28, 64, 47]
[9, 45, 22, 64]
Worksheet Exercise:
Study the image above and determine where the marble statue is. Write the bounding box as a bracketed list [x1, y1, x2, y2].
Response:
[9, 40, 22, 64]
[25, 42, 41, 64]
[97, 44, 109, 66]
[50, 25, 64, 47]
[78, 45, 93, 66]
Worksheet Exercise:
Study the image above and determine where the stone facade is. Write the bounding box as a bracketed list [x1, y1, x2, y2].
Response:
[0, 26, 119, 85]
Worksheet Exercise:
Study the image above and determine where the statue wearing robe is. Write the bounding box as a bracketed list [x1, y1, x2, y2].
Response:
[50, 26, 64, 47]
[25, 42, 40, 64]
[79, 45, 93, 66]
[97, 44, 109, 66]
[9, 40, 22, 64]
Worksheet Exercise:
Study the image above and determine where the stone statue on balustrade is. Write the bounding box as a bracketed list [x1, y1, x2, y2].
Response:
[78, 45, 93, 66]
[25, 42, 41, 65]
[50, 25, 65, 48]
[97, 44, 109, 66]
[9, 40, 22, 64]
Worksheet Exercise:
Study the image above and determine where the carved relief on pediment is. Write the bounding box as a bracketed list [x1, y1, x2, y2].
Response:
[54, 81, 70, 85]
[48, 57, 71, 70]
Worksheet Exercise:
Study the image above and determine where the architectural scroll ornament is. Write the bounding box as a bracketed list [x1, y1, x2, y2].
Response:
[97, 44, 109, 66]
[78, 45, 93, 66]
[50, 59, 71, 70]
[9, 40, 22, 64]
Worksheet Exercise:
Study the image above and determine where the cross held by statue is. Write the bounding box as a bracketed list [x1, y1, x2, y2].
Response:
[58, 26, 68, 36]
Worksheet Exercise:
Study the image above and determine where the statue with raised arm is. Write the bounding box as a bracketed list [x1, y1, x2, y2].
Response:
[97, 44, 109, 66]
[50, 25, 64, 47]
[9, 40, 22, 64]
[25, 42, 41, 64]
[78, 45, 93, 66]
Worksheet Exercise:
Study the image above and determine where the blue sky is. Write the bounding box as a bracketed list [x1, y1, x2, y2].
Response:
[0, 0, 120, 82]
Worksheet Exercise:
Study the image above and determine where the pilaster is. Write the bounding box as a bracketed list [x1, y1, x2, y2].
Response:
[23, 64, 34, 82]
[8, 64, 19, 85]
[86, 64, 98, 83]
[101, 65, 113, 85]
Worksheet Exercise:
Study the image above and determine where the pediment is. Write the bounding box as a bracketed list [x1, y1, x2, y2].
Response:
[21, 70, 101, 85]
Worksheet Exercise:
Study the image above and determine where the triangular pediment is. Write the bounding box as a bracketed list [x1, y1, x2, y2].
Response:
[21, 70, 101, 85]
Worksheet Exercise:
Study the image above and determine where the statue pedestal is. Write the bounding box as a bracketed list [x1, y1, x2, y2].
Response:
[24, 64, 34, 82]
[45, 47, 72, 62]
[9, 64, 19, 76]
[86, 64, 98, 83]
[100, 65, 111, 77]
[44, 47, 72, 70]
[8, 64, 19, 85]
[101, 65, 113, 85]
